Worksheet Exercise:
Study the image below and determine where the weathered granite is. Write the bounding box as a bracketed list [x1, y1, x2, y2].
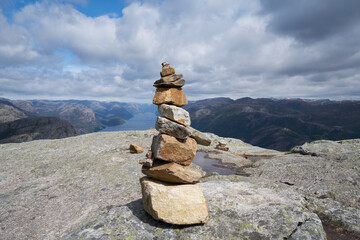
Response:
[140, 177, 209, 225]
[153, 88, 188, 107]
[129, 144, 143, 153]
[142, 162, 202, 183]
[155, 116, 191, 139]
[248, 140, 360, 237]
[1, 129, 358, 239]
[153, 78, 185, 88]
[158, 104, 191, 126]
[64, 180, 326, 239]
[189, 127, 212, 146]
[151, 134, 197, 166]
[160, 65, 175, 77]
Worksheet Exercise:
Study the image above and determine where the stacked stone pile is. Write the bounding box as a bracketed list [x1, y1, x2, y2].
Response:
[139, 62, 209, 225]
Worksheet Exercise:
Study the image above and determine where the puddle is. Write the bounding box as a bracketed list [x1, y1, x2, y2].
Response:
[193, 151, 250, 176]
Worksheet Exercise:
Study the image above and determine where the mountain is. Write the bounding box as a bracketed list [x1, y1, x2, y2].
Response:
[0, 116, 77, 143]
[185, 97, 360, 151]
[8, 99, 155, 134]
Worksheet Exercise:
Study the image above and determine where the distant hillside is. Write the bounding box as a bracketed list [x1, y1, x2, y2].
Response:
[0, 102, 27, 123]
[185, 97, 360, 151]
[9, 99, 155, 134]
[0, 116, 77, 143]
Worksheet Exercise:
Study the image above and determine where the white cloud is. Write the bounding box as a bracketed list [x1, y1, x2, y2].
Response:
[0, 0, 360, 102]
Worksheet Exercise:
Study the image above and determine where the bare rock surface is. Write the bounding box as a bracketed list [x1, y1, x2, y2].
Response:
[291, 139, 360, 156]
[142, 162, 202, 183]
[1, 129, 358, 239]
[0, 130, 156, 240]
[248, 139, 360, 237]
[140, 177, 209, 225]
[65, 177, 325, 240]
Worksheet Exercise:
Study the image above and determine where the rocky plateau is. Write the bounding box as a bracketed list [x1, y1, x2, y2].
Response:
[0, 129, 359, 239]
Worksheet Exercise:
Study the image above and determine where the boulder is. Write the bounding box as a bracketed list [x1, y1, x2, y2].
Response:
[140, 177, 209, 225]
[158, 104, 191, 126]
[142, 162, 202, 183]
[155, 116, 191, 139]
[153, 88, 188, 107]
[189, 127, 212, 146]
[153, 78, 185, 88]
[129, 144, 143, 153]
[151, 134, 197, 166]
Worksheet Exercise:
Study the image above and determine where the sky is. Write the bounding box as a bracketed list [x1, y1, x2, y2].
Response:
[1, 0, 360, 103]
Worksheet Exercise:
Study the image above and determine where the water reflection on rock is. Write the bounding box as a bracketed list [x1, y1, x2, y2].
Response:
[193, 151, 250, 176]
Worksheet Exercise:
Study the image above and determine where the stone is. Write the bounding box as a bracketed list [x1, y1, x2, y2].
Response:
[142, 162, 202, 184]
[155, 116, 191, 139]
[151, 134, 197, 166]
[139, 158, 154, 167]
[146, 150, 152, 159]
[189, 127, 212, 146]
[216, 146, 229, 151]
[160, 62, 175, 77]
[216, 142, 229, 151]
[153, 88, 188, 107]
[140, 177, 209, 225]
[153, 78, 185, 88]
[161, 74, 183, 82]
[158, 104, 191, 126]
[129, 144, 143, 153]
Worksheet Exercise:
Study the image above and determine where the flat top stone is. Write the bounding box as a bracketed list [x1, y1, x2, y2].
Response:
[158, 104, 191, 126]
[142, 162, 202, 183]
[140, 177, 209, 225]
[153, 78, 185, 88]
[155, 116, 191, 139]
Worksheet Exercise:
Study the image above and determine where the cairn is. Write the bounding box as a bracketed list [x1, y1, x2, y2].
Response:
[139, 62, 209, 225]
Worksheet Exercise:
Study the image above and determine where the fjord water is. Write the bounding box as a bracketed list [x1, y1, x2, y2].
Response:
[99, 112, 157, 131]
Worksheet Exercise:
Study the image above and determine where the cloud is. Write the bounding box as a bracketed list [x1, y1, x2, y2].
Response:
[0, 0, 360, 102]
[0, 12, 40, 66]
[259, 0, 360, 43]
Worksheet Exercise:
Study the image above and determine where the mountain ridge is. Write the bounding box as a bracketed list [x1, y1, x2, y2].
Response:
[184, 97, 360, 151]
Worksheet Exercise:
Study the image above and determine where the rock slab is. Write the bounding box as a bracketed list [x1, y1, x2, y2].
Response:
[153, 88, 188, 107]
[140, 177, 208, 225]
[153, 78, 185, 88]
[155, 116, 191, 139]
[158, 104, 191, 126]
[189, 127, 212, 146]
[151, 134, 197, 166]
[65, 180, 326, 239]
[142, 162, 202, 184]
